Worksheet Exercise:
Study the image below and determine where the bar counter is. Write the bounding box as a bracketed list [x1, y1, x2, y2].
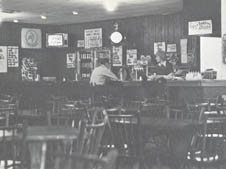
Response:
[0, 80, 165, 110]
[167, 80, 226, 107]
[1, 79, 226, 110]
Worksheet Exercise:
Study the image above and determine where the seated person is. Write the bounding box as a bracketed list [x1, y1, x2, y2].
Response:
[150, 50, 174, 80]
[90, 58, 119, 86]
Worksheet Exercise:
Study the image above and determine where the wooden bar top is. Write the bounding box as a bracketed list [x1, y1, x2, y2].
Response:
[167, 79, 226, 87]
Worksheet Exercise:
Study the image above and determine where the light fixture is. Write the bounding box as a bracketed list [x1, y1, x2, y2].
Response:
[40, 15, 47, 20]
[72, 11, 78, 15]
[110, 23, 123, 44]
[13, 19, 19, 23]
[104, 0, 118, 12]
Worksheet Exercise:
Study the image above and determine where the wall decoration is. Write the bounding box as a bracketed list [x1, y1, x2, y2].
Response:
[0, 46, 7, 73]
[21, 28, 42, 48]
[77, 40, 85, 48]
[66, 53, 76, 68]
[84, 28, 102, 48]
[112, 45, 123, 66]
[188, 20, 212, 35]
[21, 57, 38, 81]
[7, 46, 19, 67]
[180, 39, 188, 64]
[154, 42, 166, 54]
[167, 44, 177, 53]
[126, 49, 137, 66]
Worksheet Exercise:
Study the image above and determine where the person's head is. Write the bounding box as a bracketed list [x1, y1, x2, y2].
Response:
[155, 50, 166, 63]
[98, 58, 110, 68]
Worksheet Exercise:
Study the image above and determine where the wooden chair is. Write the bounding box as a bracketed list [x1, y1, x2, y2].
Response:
[106, 113, 141, 168]
[186, 109, 226, 168]
[53, 149, 118, 169]
[141, 98, 168, 118]
[47, 99, 86, 127]
[80, 108, 109, 155]
[53, 108, 109, 169]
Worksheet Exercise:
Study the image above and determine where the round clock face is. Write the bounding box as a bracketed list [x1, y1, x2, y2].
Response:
[110, 31, 123, 44]
[25, 30, 39, 47]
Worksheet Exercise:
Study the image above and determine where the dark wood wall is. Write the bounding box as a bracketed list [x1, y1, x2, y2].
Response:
[57, 13, 184, 56]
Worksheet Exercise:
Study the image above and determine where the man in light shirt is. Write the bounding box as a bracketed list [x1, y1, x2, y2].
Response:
[90, 58, 119, 86]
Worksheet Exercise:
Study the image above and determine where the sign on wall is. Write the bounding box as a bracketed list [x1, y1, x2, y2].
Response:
[84, 28, 102, 49]
[154, 42, 166, 54]
[112, 45, 123, 66]
[167, 44, 177, 53]
[66, 53, 76, 68]
[7, 46, 19, 67]
[126, 49, 137, 65]
[180, 39, 188, 64]
[77, 40, 85, 48]
[188, 20, 212, 35]
[0, 46, 7, 73]
[21, 28, 42, 48]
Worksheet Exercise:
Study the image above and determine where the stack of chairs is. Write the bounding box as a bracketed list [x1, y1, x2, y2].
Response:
[0, 94, 25, 169]
[186, 108, 226, 168]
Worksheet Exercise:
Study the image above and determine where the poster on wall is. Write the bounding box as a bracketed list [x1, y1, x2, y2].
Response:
[21, 28, 42, 48]
[7, 46, 19, 67]
[167, 44, 177, 53]
[84, 28, 102, 49]
[180, 39, 188, 64]
[112, 46, 123, 66]
[188, 20, 212, 35]
[126, 49, 137, 65]
[21, 57, 38, 81]
[0, 46, 7, 73]
[77, 40, 85, 48]
[66, 53, 76, 68]
[154, 42, 166, 54]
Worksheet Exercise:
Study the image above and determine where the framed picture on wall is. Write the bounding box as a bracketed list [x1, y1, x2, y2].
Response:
[21, 28, 42, 48]
[112, 45, 123, 66]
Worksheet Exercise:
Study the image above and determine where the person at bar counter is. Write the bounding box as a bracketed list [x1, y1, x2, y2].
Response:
[90, 58, 119, 86]
[150, 50, 174, 80]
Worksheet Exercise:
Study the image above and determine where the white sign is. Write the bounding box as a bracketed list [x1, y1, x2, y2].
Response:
[66, 53, 76, 68]
[188, 20, 212, 35]
[0, 46, 8, 73]
[77, 40, 85, 48]
[154, 42, 166, 54]
[167, 44, 177, 53]
[21, 28, 42, 48]
[112, 46, 123, 66]
[7, 46, 19, 67]
[180, 39, 188, 64]
[126, 49, 137, 65]
[84, 28, 102, 48]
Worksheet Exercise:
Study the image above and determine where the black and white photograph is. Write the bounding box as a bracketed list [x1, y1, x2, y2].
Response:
[0, 0, 225, 169]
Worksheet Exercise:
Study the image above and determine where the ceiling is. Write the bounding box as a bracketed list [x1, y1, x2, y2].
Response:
[1, 0, 183, 25]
